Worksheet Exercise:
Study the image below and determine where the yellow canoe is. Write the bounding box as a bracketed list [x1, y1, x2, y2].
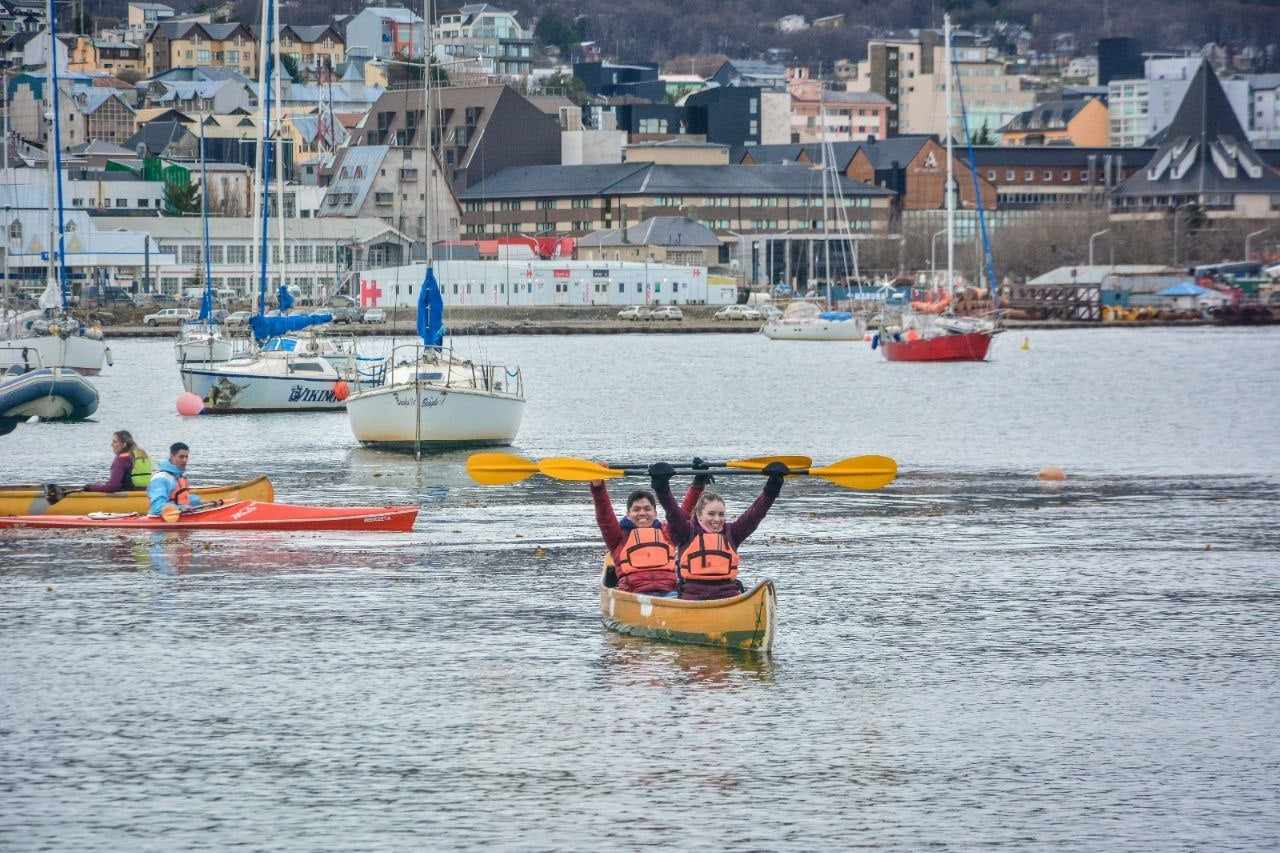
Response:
[599, 568, 776, 653]
[0, 476, 275, 516]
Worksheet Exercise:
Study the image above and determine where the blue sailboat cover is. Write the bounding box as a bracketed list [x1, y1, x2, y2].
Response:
[277, 284, 295, 311]
[418, 265, 445, 349]
[249, 312, 333, 342]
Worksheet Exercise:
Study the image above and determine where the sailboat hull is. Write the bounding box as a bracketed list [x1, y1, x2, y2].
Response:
[0, 334, 108, 375]
[762, 318, 864, 341]
[181, 363, 374, 412]
[880, 331, 994, 362]
[346, 382, 525, 449]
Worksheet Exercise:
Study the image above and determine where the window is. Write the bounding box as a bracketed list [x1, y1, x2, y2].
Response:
[749, 98, 758, 115]
[210, 245, 224, 264]
[1025, 170, 1034, 180]
[139, 199, 149, 207]
[1043, 171, 1053, 182]
[228, 245, 246, 264]
[636, 283, 642, 293]
[181, 245, 200, 264]
[1062, 170, 1072, 181]
[1006, 170, 1015, 180]
[987, 170, 996, 180]
[618, 282, 625, 293]
[749, 120, 759, 137]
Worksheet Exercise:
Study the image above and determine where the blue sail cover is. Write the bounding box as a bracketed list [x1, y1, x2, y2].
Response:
[198, 287, 214, 321]
[249, 312, 333, 342]
[277, 284, 295, 312]
[417, 265, 445, 349]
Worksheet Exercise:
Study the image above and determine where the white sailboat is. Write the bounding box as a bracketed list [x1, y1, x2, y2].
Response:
[0, 1, 109, 376]
[178, 0, 372, 411]
[345, 0, 525, 452]
[762, 120, 864, 342]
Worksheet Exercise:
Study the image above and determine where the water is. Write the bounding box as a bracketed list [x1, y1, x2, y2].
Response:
[2, 329, 1278, 851]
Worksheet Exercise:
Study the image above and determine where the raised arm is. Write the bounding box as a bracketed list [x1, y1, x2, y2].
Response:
[590, 481, 626, 553]
[726, 467, 785, 547]
[650, 463, 692, 547]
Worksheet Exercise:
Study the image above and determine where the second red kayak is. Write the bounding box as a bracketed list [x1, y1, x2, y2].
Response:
[0, 500, 418, 532]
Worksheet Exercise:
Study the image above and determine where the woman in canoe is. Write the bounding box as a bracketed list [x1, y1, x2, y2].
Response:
[591, 465, 711, 597]
[84, 430, 153, 493]
[649, 461, 788, 600]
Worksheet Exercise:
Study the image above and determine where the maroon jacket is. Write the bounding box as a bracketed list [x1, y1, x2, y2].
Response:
[84, 453, 133, 493]
[592, 481, 703, 594]
[655, 480, 780, 600]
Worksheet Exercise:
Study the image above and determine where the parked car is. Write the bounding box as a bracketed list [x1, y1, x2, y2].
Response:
[759, 305, 784, 320]
[328, 304, 363, 324]
[649, 305, 684, 321]
[362, 308, 387, 324]
[143, 307, 198, 326]
[714, 304, 763, 321]
[617, 305, 652, 321]
[83, 286, 136, 306]
[143, 293, 177, 306]
[224, 311, 252, 328]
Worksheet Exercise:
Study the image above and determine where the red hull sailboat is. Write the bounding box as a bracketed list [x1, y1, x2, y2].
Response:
[880, 330, 993, 362]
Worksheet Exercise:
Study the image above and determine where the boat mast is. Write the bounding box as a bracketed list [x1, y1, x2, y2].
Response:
[422, 0, 434, 270]
[199, 118, 212, 315]
[45, 0, 69, 311]
[944, 13, 954, 293]
[272, 0, 288, 301]
[253, 0, 274, 317]
[820, 97, 831, 308]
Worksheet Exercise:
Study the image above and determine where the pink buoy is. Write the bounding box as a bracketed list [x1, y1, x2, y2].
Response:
[176, 392, 204, 416]
[333, 380, 350, 402]
[1037, 466, 1066, 481]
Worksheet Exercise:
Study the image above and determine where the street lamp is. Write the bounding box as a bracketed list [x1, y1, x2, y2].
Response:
[1245, 227, 1273, 262]
[1088, 228, 1111, 267]
[929, 228, 945, 286]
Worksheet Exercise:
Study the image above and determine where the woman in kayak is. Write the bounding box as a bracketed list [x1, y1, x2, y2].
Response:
[649, 461, 787, 600]
[591, 465, 710, 596]
[84, 430, 153, 493]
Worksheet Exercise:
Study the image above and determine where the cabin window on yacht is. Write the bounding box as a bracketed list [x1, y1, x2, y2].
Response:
[618, 283, 625, 293]
[636, 283, 642, 292]
[291, 362, 324, 372]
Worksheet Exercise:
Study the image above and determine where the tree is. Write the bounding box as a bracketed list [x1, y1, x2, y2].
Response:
[279, 53, 301, 83]
[970, 121, 995, 145]
[534, 9, 581, 54]
[542, 71, 587, 105]
[163, 180, 200, 216]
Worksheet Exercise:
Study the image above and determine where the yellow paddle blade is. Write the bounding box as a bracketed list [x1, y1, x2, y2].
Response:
[466, 452, 539, 485]
[160, 503, 181, 523]
[724, 454, 813, 472]
[538, 457, 626, 482]
[808, 455, 898, 490]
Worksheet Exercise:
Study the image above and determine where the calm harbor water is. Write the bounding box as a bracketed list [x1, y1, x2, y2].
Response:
[2, 328, 1279, 851]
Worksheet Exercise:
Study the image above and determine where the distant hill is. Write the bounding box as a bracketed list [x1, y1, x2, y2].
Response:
[90, 0, 1280, 71]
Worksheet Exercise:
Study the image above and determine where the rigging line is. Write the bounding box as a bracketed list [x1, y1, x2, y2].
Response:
[952, 65, 998, 304]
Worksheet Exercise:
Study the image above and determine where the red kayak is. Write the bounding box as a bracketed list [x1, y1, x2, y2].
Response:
[0, 500, 418, 532]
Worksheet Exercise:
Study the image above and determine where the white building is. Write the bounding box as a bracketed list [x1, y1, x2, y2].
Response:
[356, 260, 736, 311]
[344, 7, 424, 61]
[432, 4, 533, 79]
[93, 216, 413, 302]
[1250, 74, 1280, 144]
[1108, 57, 1252, 146]
[126, 2, 174, 42]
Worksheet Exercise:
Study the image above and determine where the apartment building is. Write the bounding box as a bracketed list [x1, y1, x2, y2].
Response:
[126, 2, 173, 40]
[788, 79, 890, 143]
[67, 37, 145, 74]
[434, 4, 533, 79]
[1000, 97, 1109, 146]
[1108, 57, 1254, 146]
[320, 145, 462, 247]
[144, 21, 257, 77]
[279, 24, 345, 75]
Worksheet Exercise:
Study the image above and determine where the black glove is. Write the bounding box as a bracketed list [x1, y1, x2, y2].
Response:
[648, 462, 675, 489]
[762, 461, 788, 496]
[690, 457, 715, 486]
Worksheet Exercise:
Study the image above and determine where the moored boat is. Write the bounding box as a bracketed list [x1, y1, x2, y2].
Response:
[599, 568, 776, 653]
[762, 302, 865, 341]
[879, 329, 994, 362]
[0, 499, 418, 531]
[0, 475, 273, 516]
[0, 364, 98, 421]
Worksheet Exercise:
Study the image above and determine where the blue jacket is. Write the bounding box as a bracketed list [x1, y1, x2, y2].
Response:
[147, 460, 204, 516]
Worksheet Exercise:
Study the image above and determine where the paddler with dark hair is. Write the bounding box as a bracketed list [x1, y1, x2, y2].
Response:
[649, 460, 788, 600]
[147, 442, 205, 517]
[591, 461, 712, 597]
[84, 430, 152, 493]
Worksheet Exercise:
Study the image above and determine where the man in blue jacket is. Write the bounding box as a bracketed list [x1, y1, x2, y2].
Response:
[147, 442, 205, 517]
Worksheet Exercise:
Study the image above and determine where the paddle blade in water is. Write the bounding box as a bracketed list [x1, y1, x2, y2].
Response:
[467, 452, 538, 485]
[724, 454, 813, 472]
[808, 455, 898, 490]
[160, 504, 181, 523]
[538, 457, 626, 482]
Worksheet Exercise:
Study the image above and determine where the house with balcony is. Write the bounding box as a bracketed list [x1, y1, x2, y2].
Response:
[344, 7, 423, 61]
[143, 21, 258, 78]
[126, 2, 173, 40]
[433, 4, 533, 79]
[788, 79, 890, 143]
[1000, 97, 1110, 147]
[279, 24, 345, 75]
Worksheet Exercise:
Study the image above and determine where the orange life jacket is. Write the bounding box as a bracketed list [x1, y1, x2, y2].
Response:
[170, 475, 192, 506]
[616, 526, 676, 579]
[679, 531, 740, 582]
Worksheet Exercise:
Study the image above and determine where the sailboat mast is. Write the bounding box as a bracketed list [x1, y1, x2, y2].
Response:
[200, 119, 212, 302]
[45, 0, 69, 310]
[820, 100, 831, 308]
[422, 0, 434, 268]
[272, 0, 287, 298]
[253, 0, 274, 315]
[944, 13, 954, 292]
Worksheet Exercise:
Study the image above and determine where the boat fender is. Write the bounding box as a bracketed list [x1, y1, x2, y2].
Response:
[871, 333, 879, 350]
[333, 380, 350, 401]
[105, 346, 113, 367]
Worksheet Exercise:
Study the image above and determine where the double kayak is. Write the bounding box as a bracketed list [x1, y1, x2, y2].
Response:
[0, 499, 418, 532]
[0, 476, 274, 516]
[599, 568, 776, 653]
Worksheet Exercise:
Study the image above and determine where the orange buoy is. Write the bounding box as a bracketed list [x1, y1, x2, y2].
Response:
[176, 392, 204, 416]
[1037, 466, 1067, 481]
[333, 380, 350, 401]
[904, 328, 921, 342]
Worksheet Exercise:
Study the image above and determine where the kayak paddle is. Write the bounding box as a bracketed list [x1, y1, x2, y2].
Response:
[466, 452, 811, 485]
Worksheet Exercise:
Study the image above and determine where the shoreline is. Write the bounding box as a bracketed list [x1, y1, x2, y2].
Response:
[99, 317, 1258, 338]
